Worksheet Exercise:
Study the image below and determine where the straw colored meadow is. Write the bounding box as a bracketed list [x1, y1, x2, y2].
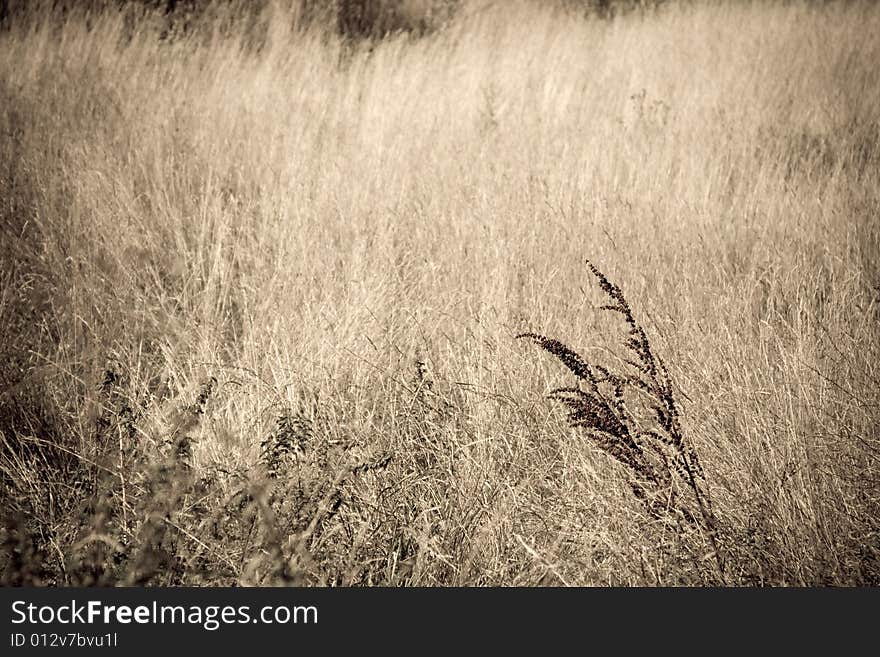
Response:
[1, 0, 878, 585]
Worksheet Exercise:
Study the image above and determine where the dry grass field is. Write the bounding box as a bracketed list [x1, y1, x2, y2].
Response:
[1, 0, 879, 586]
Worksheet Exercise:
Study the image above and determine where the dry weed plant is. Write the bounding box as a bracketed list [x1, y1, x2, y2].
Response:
[519, 260, 724, 583]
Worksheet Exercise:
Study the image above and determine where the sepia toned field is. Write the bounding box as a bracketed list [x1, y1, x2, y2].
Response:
[1, 0, 878, 585]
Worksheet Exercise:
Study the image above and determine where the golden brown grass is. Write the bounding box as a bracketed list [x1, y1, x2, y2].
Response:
[1, 0, 879, 585]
